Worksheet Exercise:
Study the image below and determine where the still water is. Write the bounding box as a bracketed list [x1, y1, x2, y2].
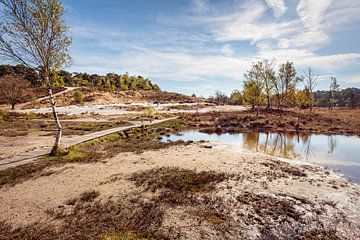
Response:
[162, 131, 360, 183]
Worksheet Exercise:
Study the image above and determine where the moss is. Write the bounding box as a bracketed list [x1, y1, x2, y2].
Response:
[99, 231, 156, 240]
[104, 133, 121, 142]
[62, 150, 88, 162]
[207, 216, 225, 224]
[192, 210, 226, 225]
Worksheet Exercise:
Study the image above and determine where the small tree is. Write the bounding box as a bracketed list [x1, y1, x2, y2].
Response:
[302, 67, 318, 111]
[243, 62, 265, 114]
[144, 106, 154, 123]
[329, 76, 340, 111]
[243, 80, 264, 114]
[212, 90, 228, 105]
[296, 88, 311, 109]
[276, 61, 300, 109]
[260, 60, 275, 109]
[229, 90, 243, 105]
[0, 75, 32, 109]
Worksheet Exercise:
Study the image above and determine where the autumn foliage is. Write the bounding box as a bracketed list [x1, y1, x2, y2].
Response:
[0, 75, 32, 109]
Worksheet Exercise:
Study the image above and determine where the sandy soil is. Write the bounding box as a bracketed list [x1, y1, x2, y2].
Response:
[0, 132, 54, 161]
[17, 103, 247, 116]
[0, 142, 359, 239]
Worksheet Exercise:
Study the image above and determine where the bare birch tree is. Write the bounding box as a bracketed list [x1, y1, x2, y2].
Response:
[0, 0, 71, 154]
[302, 67, 318, 111]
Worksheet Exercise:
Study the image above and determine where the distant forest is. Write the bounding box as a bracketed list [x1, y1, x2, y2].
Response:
[0, 64, 161, 92]
[314, 88, 360, 108]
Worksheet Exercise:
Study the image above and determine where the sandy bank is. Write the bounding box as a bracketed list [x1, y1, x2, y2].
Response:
[0, 142, 359, 239]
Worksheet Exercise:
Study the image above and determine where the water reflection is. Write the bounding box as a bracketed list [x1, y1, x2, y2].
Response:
[242, 132, 299, 160]
[162, 131, 360, 182]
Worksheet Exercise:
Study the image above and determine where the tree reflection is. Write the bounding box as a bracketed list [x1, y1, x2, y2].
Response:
[242, 132, 300, 159]
[241, 132, 338, 160]
[328, 136, 337, 154]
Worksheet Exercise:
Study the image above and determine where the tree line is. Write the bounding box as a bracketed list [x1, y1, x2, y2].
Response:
[210, 60, 359, 110]
[0, 64, 161, 92]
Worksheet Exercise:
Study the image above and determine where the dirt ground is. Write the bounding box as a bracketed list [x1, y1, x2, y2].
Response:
[0, 131, 54, 161]
[0, 143, 359, 239]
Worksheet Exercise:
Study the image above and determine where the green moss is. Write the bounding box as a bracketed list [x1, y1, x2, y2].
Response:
[207, 216, 225, 224]
[62, 150, 88, 162]
[104, 133, 122, 142]
[192, 210, 226, 225]
[99, 231, 156, 240]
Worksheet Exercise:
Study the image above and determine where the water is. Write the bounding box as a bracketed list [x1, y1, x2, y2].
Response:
[162, 131, 360, 183]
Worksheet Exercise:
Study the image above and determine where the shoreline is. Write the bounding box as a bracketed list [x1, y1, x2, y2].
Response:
[1, 142, 359, 239]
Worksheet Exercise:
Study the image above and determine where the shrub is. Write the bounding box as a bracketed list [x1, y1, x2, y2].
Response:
[74, 90, 84, 104]
[143, 106, 154, 120]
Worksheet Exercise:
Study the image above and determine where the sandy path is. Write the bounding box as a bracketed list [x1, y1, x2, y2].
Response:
[16, 104, 248, 116]
[1, 143, 359, 229]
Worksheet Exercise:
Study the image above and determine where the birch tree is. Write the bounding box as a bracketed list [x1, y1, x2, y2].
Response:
[302, 67, 318, 111]
[0, 0, 71, 154]
[329, 76, 340, 111]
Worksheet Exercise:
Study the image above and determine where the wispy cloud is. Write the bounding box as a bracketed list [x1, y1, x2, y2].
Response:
[264, 0, 287, 17]
[191, 0, 211, 14]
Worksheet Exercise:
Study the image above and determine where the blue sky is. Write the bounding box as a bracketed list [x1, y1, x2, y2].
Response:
[62, 0, 360, 96]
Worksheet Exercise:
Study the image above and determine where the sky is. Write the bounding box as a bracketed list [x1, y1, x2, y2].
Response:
[62, 0, 360, 96]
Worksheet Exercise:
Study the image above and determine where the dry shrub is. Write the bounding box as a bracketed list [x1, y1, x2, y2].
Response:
[0, 199, 166, 240]
[129, 167, 229, 205]
[130, 167, 227, 193]
[79, 190, 100, 202]
[261, 160, 307, 178]
[237, 191, 303, 225]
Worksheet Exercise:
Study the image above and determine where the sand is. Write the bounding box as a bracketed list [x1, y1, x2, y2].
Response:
[1, 142, 359, 239]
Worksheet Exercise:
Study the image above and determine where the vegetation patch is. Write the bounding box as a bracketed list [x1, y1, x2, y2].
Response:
[130, 167, 227, 193]
[129, 167, 229, 205]
[0, 198, 166, 240]
[299, 229, 341, 240]
[180, 109, 360, 137]
[192, 210, 226, 225]
[261, 160, 307, 179]
[0, 160, 55, 187]
[237, 191, 303, 224]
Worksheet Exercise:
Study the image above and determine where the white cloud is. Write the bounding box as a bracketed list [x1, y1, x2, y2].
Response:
[265, 0, 287, 17]
[345, 74, 360, 83]
[257, 48, 360, 72]
[277, 38, 290, 49]
[297, 0, 333, 29]
[191, 0, 211, 14]
[214, 2, 298, 43]
[221, 44, 234, 57]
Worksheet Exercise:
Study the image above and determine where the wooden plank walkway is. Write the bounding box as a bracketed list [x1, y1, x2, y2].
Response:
[0, 117, 177, 169]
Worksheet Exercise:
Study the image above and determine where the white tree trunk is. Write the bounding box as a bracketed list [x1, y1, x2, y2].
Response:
[48, 87, 63, 155]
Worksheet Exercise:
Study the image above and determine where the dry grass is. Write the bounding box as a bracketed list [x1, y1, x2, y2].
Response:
[130, 167, 229, 206]
[261, 160, 307, 179]
[181, 108, 360, 136]
[0, 198, 166, 240]
[130, 167, 227, 193]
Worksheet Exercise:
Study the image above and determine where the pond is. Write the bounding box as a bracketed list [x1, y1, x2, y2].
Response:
[162, 131, 360, 183]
